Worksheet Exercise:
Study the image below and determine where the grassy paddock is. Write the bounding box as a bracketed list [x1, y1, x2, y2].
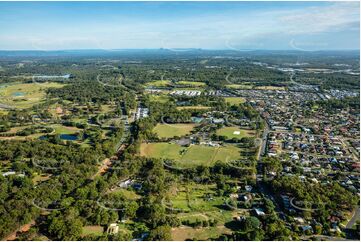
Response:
[176, 106, 210, 110]
[224, 97, 246, 105]
[216, 127, 255, 139]
[153, 123, 196, 138]
[255, 86, 286, 90]
[226, 84, 253, 89]
[81, 226, 104, 237]
[148, 94, 171, 103]
[144, 80, 172, 87]
[140, 142, 241, 166]
[0, 82, 64, 109]
[177, 81, 206, 87]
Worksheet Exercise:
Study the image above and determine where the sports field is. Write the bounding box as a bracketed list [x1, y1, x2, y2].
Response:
[148, 94, 170, 103]
[225, 84, 253, 89]
[177, 81, 206, 87]
[224, 97, 246, 105]
[140, 142, 241, 167]
[153, 123, 195, 138]
[255, 86, 286, 90]
[50, 124, 81, 135]
[176, 106, 210, 110]
[0, 82, 64, 109]
[216, 127, 255, 139]
[144, 80, 172, 87]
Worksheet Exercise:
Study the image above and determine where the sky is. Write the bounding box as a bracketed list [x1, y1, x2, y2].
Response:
[0, 1, 359, 50]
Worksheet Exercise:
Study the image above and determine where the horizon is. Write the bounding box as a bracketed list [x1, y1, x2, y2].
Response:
[0, 1, 359, 51]
[0, 48, 360, 52]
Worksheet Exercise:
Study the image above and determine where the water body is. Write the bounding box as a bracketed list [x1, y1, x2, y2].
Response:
[191, 117, 204, 123]
[59, 134, 78, 141]
[34, 74, 71, 79]
[39, 134, 78, 141]
[12, 92, 25, 97]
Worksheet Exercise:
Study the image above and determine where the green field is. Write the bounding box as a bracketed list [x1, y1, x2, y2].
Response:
[177, 81, 206, 87]
[144, 80, 172, 87]
[255, 86, 285, 90]
[224, 97, 246, 105]
[169, 182, 236, 240]
[176, 106, 210, 110]
[226, 84, 253, 89]
[148, 94, 171, 103]
[0, 82, 64, 109]
[153, 123, 196, 138]
[81, 226, 104, 237]
[50, 124, 81, 135]
[110, 189, 140, 200]
[140, 142, 241, 167]
[216, 127, 255, 139]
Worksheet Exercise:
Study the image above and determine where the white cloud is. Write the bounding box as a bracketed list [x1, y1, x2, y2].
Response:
[278, 2, 360, 34]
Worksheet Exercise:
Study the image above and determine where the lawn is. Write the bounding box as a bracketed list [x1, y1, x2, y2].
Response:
[140, 143, 241, 167]
[176, 106, 210, 110]
[153, 123, 196, 138]
[50, 124, 81, 135]
[81, 226, 104, 237]
[144, 80, 172, 87]
[255, 86, 286, 90]
[171, 226, 231, 241]
[225, 97, 246, 105]
[226, 84, 253, 89]
[0, 82, 64, 109]
[148, 94, 171, 103]
[110, 189, 141, 200]
[177, 81, 206, 87]
[216, 127, 255, 140]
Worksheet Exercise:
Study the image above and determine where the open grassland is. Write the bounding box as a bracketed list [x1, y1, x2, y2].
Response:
[169, 183, 235, 240]
[144, 80, 172, 87]
[153, 123, 196, 138]
[176, 106, 210, 110]
[226, 84, 253, 89]
[216, 127, 255, 139]
[109, 189, 141, 200]
[140, 142, 241, 167]
[177, 81, 206, 87]
[148, 94, 171, 103]
[255, 85, 286, 90]
[171, 226, 231, 241]
[81, 226, 104, 237]
[224, 97, 246, 105]
[0, 82, 64, 109]
[50, 124, 81, 135]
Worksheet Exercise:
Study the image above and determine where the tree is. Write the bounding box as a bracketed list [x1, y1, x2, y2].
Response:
[264, 198, 275, 214]
[148, 225, 172, 241]
[243, 216, 261, 231]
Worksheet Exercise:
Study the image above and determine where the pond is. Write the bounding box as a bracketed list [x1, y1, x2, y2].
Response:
[59, 134, 78, 141]
[191, 117, 204, 123]
[12, 92, 25, 97]
[39, 134, 78, 141]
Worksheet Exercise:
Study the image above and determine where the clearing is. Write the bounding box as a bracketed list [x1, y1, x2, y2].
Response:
[140, 142, 241, 167]
[0, 82, 64, 109]
[224, 97, 246, 105]
[153, 123, 196, 138]
[216, 127, 255, 140]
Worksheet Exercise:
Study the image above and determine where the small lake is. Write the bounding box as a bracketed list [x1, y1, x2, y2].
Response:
[12, 92, 25, 97]
[191, 117, 204, 123]
[39, 134, 78, 141]
[59, 134, 78, 141]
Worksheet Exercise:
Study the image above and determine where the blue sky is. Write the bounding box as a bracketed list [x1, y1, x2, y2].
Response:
[0, 1, 359, 50]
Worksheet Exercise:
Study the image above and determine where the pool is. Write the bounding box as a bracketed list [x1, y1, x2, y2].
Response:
[59, 134, 78, 141]
[39, 134, 78, 141]
[191, 117, 204, 123]
[12, 92, 25, 97]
